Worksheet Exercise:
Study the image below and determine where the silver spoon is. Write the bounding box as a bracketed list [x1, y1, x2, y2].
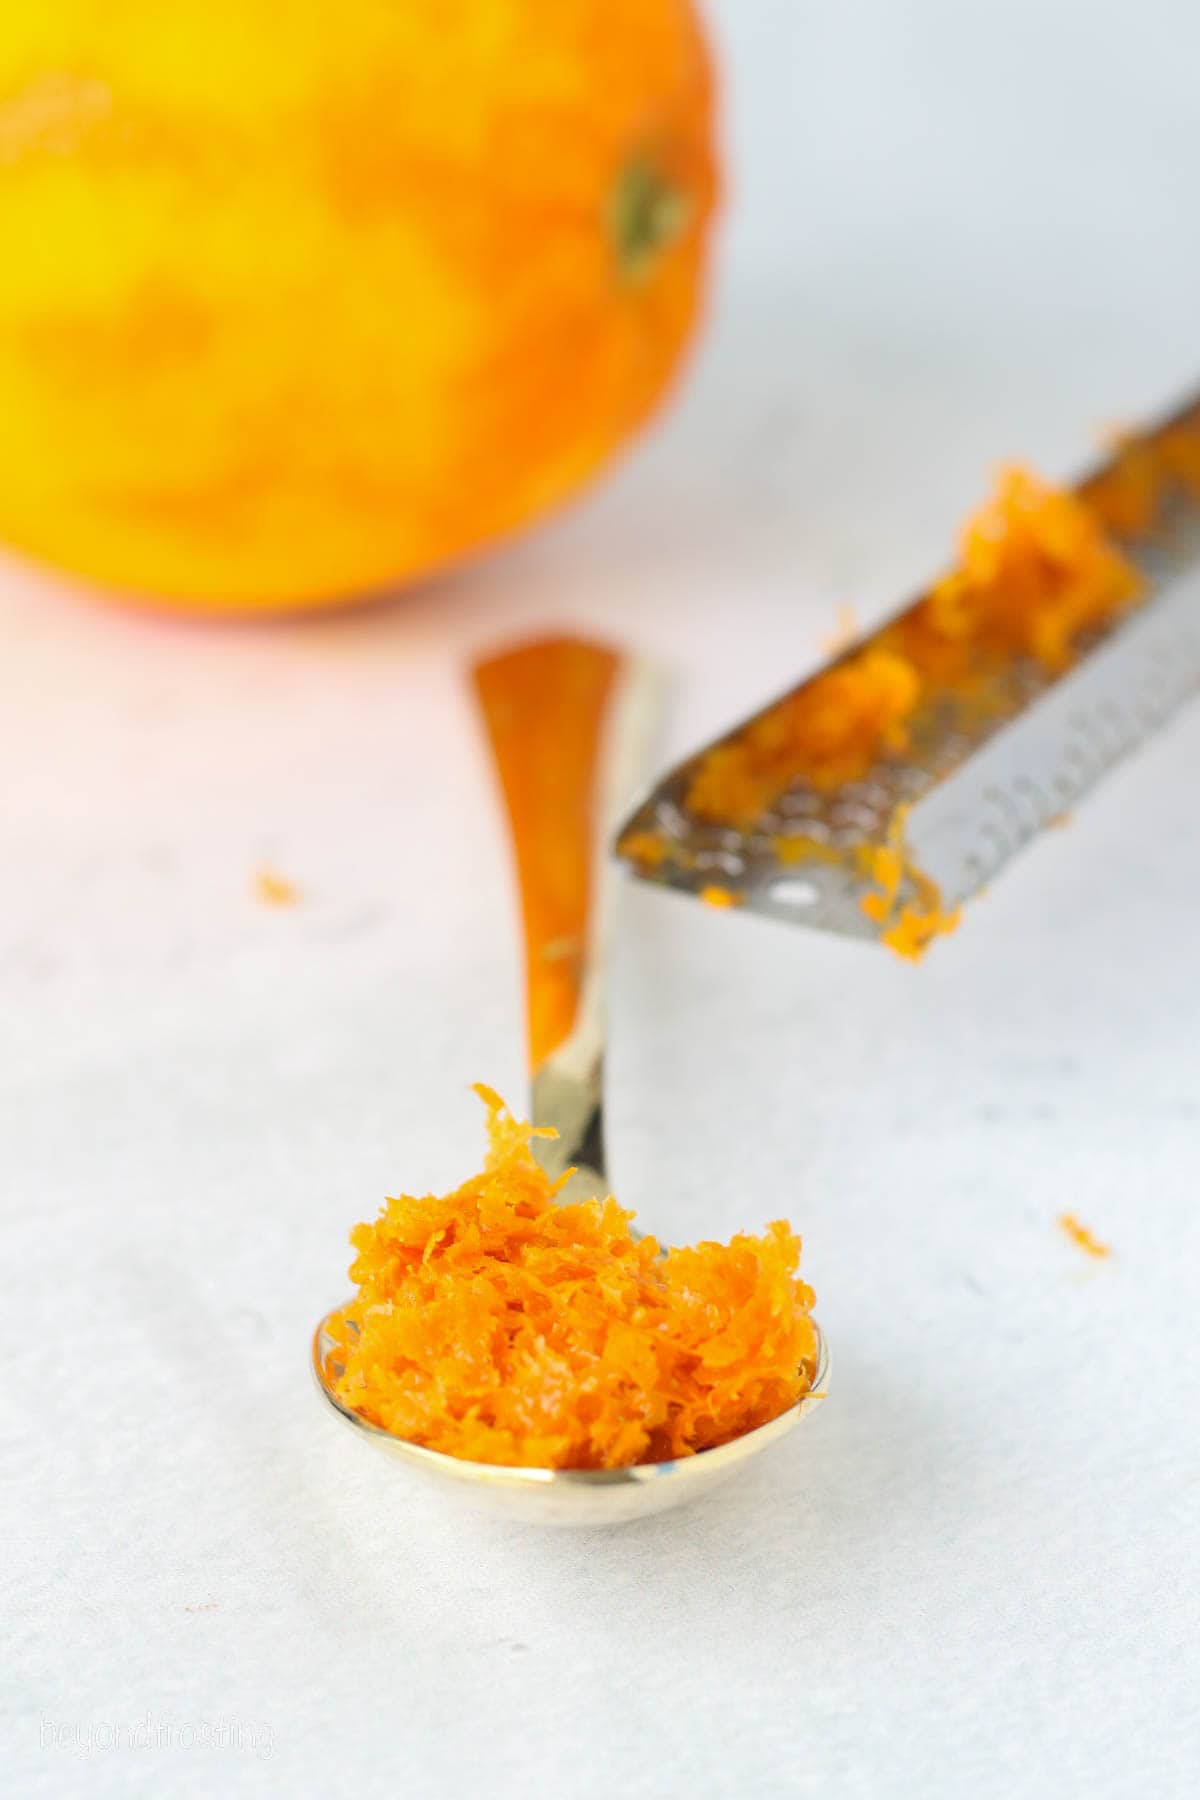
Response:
[313, 635, 829, 1525]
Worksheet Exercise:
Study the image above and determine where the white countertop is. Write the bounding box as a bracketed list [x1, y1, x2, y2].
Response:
[3, 3, 1198, 1795]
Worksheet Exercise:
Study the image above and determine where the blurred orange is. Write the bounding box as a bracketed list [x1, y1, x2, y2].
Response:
[0, 2, 717, 612]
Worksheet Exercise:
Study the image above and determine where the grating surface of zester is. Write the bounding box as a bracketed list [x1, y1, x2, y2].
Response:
[615, 394, 1200, 941]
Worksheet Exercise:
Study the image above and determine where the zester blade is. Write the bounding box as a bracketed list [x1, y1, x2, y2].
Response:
[614, 391, 1200, 943]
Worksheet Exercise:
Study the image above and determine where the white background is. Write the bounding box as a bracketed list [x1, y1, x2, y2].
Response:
[3, 3, 1199, 1795]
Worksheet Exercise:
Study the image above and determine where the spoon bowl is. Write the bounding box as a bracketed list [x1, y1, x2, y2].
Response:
[313, 638, 829, 1525]
[313, 1309, 830, 1526]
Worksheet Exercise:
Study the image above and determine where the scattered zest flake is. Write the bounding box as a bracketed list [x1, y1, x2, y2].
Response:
[617, 829, 668, 871]
[253, 865, 300, 906]
[1058, 1213, 1111, 1259]
[324, 1088, 819, 1470]
[858, 806, 961, 961]
[699, 884, 742, 909]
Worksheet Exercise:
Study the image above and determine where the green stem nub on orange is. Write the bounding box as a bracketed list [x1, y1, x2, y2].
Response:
[610, 158, 690, 279]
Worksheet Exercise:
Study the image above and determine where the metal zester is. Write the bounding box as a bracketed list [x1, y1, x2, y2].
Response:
[614, 391, 1200, 943]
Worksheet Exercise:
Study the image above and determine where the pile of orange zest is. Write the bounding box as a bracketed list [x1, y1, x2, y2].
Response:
[1058, 1213, 1111, 1259]
[1088, 432, 1164, 539]
[685, 465, 1142, 832]
[325, 1087, 818, 1471]
[1090, 419, 1200, 538]
[859, 806, 961, 961]
[253, 865, 300, 906]
[1157, 421, 1200, 497]
[909, 465, 1142, 675]
[686, 646, 920, 825]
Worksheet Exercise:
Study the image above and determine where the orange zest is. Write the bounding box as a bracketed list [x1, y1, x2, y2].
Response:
[617, 829, 668, 870]
[1089, 420, 1200, 538]
[1058, 1213, 1111, 1259]
[686, 466, 1141, 833]
[660, 461, 1153, 961]
[686, 646, 920, 824]
[910, 465, 1141, 675]
[858, 806, 961, 960]
[325, 1087, 818, 1470]
[252, 865, 300, 906]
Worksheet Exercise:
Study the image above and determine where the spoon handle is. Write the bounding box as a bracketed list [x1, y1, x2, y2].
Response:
[472, 635, 658, 1198]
